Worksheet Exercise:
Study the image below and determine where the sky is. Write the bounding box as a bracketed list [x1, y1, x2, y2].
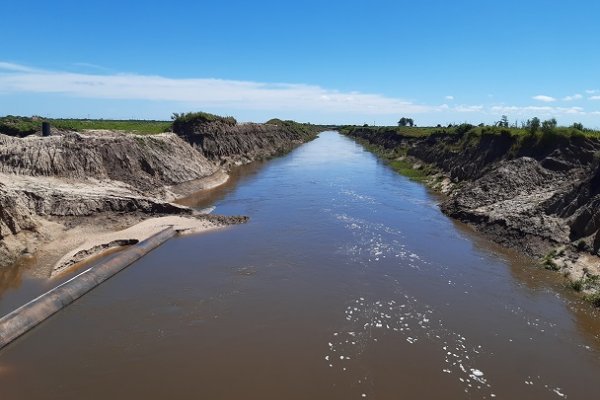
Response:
[1, 0, 600, 127]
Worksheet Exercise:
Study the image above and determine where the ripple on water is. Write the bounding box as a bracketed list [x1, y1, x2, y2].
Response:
[334, 213, 428, 269]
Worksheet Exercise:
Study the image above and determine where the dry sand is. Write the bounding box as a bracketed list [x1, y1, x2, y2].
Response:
[50, 215, 225, 276]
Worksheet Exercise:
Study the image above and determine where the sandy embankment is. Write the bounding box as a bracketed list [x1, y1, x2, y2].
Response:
[1, 166, 236, 278]
[44, 171, 236, 277]
[50, 215, 225, 276]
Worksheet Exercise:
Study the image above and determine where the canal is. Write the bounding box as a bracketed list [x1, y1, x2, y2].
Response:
[1, 131, 599, 399]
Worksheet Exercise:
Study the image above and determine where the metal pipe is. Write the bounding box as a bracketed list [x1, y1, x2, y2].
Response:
[0, 227, 177, 350]
[41, 122, 51, 137]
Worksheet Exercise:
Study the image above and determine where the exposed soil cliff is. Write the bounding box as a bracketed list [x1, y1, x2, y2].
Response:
[345, 126, 600, 301]
[0, 131, 218, 196]
[173, 120, 317, 167]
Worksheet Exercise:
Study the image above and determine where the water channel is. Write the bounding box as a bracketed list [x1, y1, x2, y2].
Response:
[1, 131, 599, 399]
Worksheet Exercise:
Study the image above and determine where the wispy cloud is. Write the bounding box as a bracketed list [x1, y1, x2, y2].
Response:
[586, 89, 598, 94]
[0, 62, 40, 73]
[532, 95, 557, 103]
[71, 62, 114, 73]
[491, 105, 585, 115]
[562, 94, 582, 101]
[454, 105, 484, 113]
[0, 62, 432, 115]
[0, 62, 598, 124]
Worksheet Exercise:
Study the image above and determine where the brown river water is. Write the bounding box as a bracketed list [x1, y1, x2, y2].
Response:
[1, 131, 600, 399]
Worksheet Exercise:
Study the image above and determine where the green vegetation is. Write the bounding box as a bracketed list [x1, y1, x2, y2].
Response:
[1, 113, 323, 138]
[543, 258, 561, 271]
[52, 119, 171, 134]
[265, 118, 321, 136]
[541, 249, 563, 271]
[0, 115, 41, 136]
[340, 118, 600, 140]
[584, 292, 600, 307]
[388, 158, 430, 182]
[338, 125, 439, 138]
[398, 117, 414, 127]
[0, 115, 171, 135]
[171, 111, 237, 127]
[349, 136, 437, 182]
[569, 270, 600, 307]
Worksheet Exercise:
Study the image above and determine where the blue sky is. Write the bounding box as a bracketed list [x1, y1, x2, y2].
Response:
[1, 0, 600, 126]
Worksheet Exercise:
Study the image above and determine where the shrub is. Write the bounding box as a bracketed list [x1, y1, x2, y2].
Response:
[541, 118, 557, 134]
[171, 111, 237, 128]
[571, 279, 583, 292]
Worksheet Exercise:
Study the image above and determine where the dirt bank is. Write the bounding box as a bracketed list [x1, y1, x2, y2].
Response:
[344, 126, 600, 302]
[0, 120, 318, 273]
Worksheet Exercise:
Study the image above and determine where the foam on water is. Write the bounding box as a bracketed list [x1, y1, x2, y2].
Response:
[334, 213, 428, 270]
[324, 290, 571, 399]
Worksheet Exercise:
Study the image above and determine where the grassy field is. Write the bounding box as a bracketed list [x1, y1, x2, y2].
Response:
[0, 116, 171, 136]
[51, 119, 171, 134]
[339, 123, 600, 140]
[338, 125, 439, 138]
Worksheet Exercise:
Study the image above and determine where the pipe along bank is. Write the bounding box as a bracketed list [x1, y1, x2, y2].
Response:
[0, 227, 177, 350]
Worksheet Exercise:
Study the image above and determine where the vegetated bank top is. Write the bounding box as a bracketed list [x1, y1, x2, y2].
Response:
[339, 121, 600, 140]
[0, 113, 319, 137]
[0, 116, 172, 136]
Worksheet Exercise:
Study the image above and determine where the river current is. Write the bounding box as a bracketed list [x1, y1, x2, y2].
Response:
[1, 131, 599, 399]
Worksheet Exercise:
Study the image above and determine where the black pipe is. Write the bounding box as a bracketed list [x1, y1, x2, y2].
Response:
[0, 227, 177, 350]
[42, 122, 51, 137]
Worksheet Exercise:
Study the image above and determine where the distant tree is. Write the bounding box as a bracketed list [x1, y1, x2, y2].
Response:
[528, 117, 541, 134]
[407, 118, 414, 127]
[398, 117, 408, 126]
[436, 124, 442, 128]
[541, 118, 557, 134]
[571, 122, 584, 131]
[497, 115, 509, 128]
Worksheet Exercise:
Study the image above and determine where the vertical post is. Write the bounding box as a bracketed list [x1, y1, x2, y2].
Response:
[42, 122, 51, 137]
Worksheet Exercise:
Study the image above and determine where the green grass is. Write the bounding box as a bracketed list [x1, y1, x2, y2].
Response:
[338, 125, 438, 138]
[388, 158, 429, 182]
[584, 292, 600, 307]
[543, 258, 561, 271]
[570, 274, 600, 292]
[0, 115, 171, 135]
[340, 123, 600, 140]
[352, 137, 434, 182]
[51, 119, 171, 134]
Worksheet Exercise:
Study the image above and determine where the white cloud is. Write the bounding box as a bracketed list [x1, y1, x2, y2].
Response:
[532, 95, 557, 103]
[586, 89, 598, 94]
[1, 62, 598, 125]
[562, 94, 582, 101]
[0, 62, 40, 73]
[454, 105, 484, 113]
[490, 105, 585, 116]
[0, 61, 432, 115]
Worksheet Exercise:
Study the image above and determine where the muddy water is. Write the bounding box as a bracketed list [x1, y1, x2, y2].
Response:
[1, 131, 600, 399]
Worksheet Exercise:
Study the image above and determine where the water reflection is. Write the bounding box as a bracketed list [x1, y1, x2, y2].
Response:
[176, 160, 267, 209]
